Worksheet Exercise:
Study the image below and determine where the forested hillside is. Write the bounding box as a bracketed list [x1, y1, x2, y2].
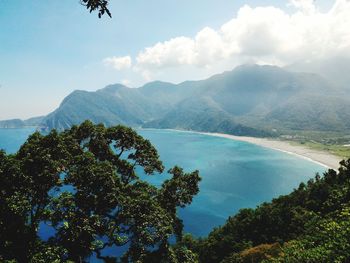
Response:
[179, 160, 350, 263]
[40, 65, 350, 135]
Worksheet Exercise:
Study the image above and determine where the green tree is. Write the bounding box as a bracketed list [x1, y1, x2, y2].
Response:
[266, 206, 350, 263]
[189, 160, 350, 263]
[0, 121, 201, 262]
[0, 130, 70, 262]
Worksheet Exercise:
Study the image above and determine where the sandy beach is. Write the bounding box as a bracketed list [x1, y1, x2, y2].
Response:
[199, 132, 342, 170]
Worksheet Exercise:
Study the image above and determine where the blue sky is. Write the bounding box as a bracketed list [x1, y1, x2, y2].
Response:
[0, 0, 344, 119]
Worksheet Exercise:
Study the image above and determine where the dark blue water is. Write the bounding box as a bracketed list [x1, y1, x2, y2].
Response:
[0, 127, 325, 256]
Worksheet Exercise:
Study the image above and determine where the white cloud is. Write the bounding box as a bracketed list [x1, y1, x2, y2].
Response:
[106, 0, 350, 82]
[103, 56, 132, 70]
[121, 79, 131, 86]
[135, 27, 226, 69]
[141, 70, 153, 82]
[288, 0, 316, 13]
[136, 37, 195, 68]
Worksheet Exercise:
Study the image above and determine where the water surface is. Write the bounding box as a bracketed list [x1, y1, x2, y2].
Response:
[0, 128, 325, 237]
[137, 129, 325, 236]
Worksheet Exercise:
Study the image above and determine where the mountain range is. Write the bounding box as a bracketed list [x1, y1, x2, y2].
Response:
[2, 64, 350, 137]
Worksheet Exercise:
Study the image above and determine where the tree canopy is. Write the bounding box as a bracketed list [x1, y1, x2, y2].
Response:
[0, 121, 200, 262]
[180, 160, 350, 263]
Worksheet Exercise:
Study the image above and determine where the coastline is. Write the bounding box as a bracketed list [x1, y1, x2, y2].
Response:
[2, 126, 342, 170]
[199, 132, 342, 170]
[144, 128, 342, 170]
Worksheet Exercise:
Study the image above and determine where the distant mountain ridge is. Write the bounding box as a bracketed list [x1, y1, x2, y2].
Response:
[0, 116, 44, 128]
[2, 64, 350, 136]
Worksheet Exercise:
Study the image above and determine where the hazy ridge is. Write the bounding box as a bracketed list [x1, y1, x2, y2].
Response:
[2, 64, 350, 137]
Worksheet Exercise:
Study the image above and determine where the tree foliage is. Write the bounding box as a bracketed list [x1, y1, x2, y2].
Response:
[181, 160, 350, 263]
[0, 121, 201, 262]
[80, 0, 111, 18]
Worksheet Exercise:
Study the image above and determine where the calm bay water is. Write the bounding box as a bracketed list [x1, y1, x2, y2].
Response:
[0, 128, 36, 153]
[0, 128, 325, 237]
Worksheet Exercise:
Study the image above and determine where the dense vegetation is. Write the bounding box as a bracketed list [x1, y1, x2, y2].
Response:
[179, 159, 350, 262]
[0, 121, 201, 262]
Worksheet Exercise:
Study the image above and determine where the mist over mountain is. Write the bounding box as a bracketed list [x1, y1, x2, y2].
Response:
[4, 64, 350, 136]
[286, 56, 350, 91]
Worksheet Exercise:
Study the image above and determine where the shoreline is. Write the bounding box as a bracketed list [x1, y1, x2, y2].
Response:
[199, 132, 342, 171]
[143, 128, 342, 170]
[1, 126, 342, 170]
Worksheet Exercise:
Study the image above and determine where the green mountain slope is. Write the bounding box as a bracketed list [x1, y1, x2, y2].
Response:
[141, 65, 349, 134]
[4, 64, 350, 136]
[143, 96, 271, 136]
[40, 84, 165, 130]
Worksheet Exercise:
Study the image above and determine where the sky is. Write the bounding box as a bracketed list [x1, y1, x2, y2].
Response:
[0, 0, 348, 120]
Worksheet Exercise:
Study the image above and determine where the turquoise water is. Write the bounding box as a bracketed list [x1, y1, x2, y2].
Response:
[137, 129, 325, 236]
[0, 128, 325, 237]
[0, 128, 36, 153]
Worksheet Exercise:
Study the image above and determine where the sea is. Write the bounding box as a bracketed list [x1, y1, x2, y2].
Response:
[0, 127, 325, 244]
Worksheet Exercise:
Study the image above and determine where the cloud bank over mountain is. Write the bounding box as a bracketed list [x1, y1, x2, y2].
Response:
[104, 0, 350, 83]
